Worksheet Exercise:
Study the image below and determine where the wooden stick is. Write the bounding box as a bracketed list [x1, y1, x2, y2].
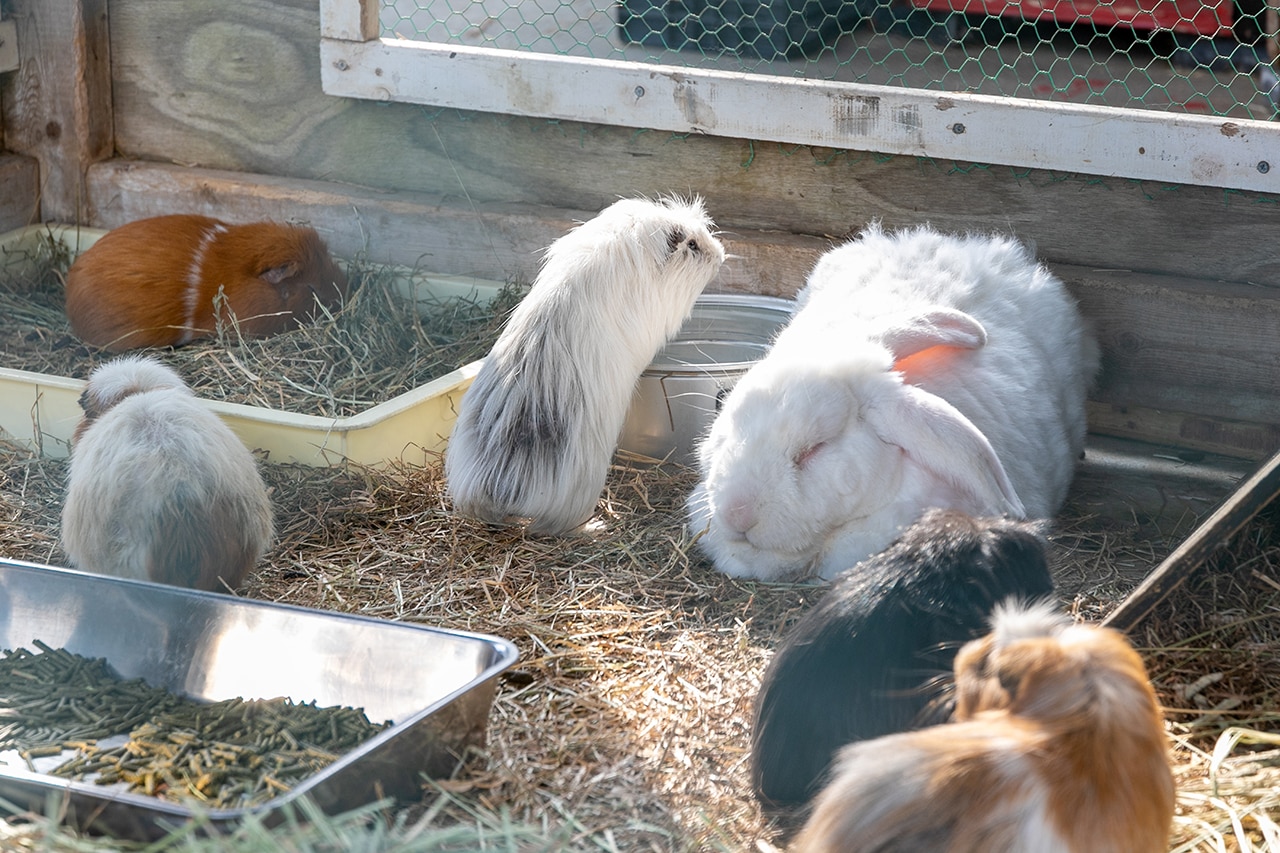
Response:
[1104, 448, 1280, 633]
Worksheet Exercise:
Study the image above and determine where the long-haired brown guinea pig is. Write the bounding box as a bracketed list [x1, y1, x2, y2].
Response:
[792, 600, 1175, 853]
[64, 214, 348, 351]
[59, 354, 275, 592]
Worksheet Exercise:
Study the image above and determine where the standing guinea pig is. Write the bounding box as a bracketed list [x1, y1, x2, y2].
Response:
[688, 223, 1099, 581]
[445, 196, 725, 535]
[64, 214, 349, 351]
[792, 600, 1176, 853]
[60, 354, 275, 592]
[750, 509, 1055, 816]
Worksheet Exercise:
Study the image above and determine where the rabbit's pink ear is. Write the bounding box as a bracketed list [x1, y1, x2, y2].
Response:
[884, 309, 986, 361]
[868, 383, 1024, 517]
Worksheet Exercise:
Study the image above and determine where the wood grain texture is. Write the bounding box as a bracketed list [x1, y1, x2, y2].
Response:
[1087, 402, 1280, 461]
[1064, 267, 1280, 430]
[0, 0, 113, 223]
[0, 155, 40, 232]
[107, 0, 1280, 287]
[85, 159, 827, 293]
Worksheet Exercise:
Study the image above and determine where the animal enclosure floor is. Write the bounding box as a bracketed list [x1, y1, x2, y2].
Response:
[0, 431, 1273, 849]
[1052, 434, 1257, 618]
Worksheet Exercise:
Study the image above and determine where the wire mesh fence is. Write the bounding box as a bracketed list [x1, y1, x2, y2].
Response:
[381, 0, 1280, 119]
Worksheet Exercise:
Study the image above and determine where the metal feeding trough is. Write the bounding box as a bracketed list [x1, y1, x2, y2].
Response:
[0, 559, 518, 840]
[618, 293, 796, 465]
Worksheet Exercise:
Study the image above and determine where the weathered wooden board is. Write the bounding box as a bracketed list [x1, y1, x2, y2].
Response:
[1065, 267, 1280, 432]
[0, 155, 39, 233]
[84, 160, 1279, 459]
[85, 160, 825, 295]
[106, 0, 1280, 288]
[319, 35, 1280, 193]
[0, 19, 18, 76]
[0, 0, 113, 224]
[1087, 403, 1280, 462]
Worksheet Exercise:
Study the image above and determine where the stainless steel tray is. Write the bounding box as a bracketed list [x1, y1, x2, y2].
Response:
[0, 558, 518, 839]
[619, 293, 795, 464]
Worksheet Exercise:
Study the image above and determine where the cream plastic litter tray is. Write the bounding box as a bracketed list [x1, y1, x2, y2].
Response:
[0, 225, 500, 467]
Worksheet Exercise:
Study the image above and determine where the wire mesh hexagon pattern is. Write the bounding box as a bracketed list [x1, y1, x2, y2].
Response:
[380, 0, 1280, 119]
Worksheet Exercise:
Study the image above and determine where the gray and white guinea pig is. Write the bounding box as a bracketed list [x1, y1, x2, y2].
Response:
[792, 600, 1175, 853]
[60, 354, 275, 592]
[750, 509, 1055, 817]
[445, 196, 725, 534]
[65, 214, 349, 352]
[688, 223, 1099, 581]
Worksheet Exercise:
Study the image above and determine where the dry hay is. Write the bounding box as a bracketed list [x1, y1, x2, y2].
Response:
[2, 435, 1278, 851]
[239, 452, 813, 851]
[0, 230, 522, 418]
[1142, 498, 1280, 851]
[0, 441, 810, 849]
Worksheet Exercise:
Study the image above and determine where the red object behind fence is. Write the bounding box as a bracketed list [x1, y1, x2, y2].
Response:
[907, 0, 1233, 37]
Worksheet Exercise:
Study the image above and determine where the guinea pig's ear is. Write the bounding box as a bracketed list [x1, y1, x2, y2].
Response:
[867, 383, 1024, 517]
[952, 636, 1008, 718]
[665, 226, 687, 255]
[885, 309, 987, 383]
[259, 261, 301, 286]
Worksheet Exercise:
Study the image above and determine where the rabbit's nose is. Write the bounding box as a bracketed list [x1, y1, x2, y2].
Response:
[723, 499, 757, 534]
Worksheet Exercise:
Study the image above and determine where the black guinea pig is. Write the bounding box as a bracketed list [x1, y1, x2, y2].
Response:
[749, 508, 1056, 816]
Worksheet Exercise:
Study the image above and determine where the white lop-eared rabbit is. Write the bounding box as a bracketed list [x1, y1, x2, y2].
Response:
[750, 509, 1055, 815]
[60, 355, 275, 592]
[445, 196, 725, 534]
[689, 224, 1098, 581]
[792, 601, 1176, 853]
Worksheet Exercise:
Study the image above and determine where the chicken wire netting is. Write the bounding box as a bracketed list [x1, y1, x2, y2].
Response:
[381, 0, 1280, 120]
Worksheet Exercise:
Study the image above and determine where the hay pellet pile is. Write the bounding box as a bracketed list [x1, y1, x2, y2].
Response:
[0, 642, 389, 809]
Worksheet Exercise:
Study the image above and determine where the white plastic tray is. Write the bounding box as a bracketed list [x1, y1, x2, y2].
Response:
[0, 225, 498, 467]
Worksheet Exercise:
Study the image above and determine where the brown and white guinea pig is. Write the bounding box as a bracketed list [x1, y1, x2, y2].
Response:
[792, 600, 1176, 853]
[444, 196, 725, 535]
[750, 509, 1055, 818]
[64, 214, 348, 351]
[59, 354, 275, 592]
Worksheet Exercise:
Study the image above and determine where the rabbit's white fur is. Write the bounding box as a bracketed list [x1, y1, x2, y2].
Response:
[792, 601, 1175, 853]
[446, 196, 725, 534]
[688, 224, 1098, 581]
[60, 354, 274, 591]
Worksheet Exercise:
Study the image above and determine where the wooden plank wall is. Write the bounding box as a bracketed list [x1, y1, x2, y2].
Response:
[0, 1, 112, 225]
[4, 0, 1280, 459]
[0, 155, 39, 232]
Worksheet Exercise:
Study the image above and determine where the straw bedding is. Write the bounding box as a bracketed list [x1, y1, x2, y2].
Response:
[3, 438, 1278, 851]
[0, 243, 1278, 850]
[0, 231, 525, 418]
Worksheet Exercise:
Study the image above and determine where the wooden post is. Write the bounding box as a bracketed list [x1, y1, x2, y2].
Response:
[0, 0, 113, 225]
[319, 0, 379, 41]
